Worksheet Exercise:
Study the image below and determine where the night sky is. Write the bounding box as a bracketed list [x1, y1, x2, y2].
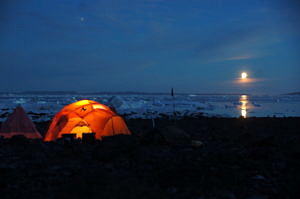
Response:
[1, 0, 300, 94]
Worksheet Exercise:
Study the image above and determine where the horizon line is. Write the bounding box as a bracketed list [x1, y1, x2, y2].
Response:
[0, 90, 299, 96]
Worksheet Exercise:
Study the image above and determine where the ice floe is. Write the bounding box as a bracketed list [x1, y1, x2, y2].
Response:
[0, 94, 299, 121]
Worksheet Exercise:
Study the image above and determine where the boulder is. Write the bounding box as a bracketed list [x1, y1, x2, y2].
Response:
[141, 128, 166, 144]
[161, 126, 191, 145]
[101, 134, 139, 151]
[191, 140, 203, 147]
[10, 135, 28, 144]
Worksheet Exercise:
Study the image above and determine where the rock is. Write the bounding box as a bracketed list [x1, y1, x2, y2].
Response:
[247, 147, 273, 160]
[141, 128, 166, 144]
[101, 134, 139, 151]
[252, 136, 275, 147]
[221, 192, 236, 199]
[161, 126, 191, 145]
[246, 195, 268, 199]
[227, 193, 236, 199]
[10, 135, 28, 144]
[166, 187, 177, 193]
[191, 140, 203, 147]
[252, 175, 267, 181]
[82, 133, 96, 144]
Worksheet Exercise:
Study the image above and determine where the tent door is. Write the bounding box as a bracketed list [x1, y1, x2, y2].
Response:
[70, 125, 92, 138]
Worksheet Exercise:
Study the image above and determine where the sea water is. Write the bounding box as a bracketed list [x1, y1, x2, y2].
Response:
[0, 93, 300, 121]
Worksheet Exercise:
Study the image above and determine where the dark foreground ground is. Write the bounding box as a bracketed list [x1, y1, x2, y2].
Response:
[0, 117, 300, 199]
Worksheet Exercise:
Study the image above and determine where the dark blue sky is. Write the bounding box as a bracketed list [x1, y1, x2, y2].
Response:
[1, 0, 299, 94]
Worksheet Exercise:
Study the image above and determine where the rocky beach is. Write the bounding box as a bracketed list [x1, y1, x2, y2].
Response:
[0, 117, 299, 199]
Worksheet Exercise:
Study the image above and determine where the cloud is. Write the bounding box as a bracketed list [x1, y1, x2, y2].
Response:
[224, 55, 255, 61]
[234, 78, 264, 84]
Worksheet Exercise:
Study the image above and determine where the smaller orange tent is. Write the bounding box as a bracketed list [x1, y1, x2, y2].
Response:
[44, 100, 130, 141]
[0, 106, 42, 139]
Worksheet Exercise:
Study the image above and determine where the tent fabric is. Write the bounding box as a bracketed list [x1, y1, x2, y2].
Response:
[44, 100, 130, 141]
[0, 106, 42, 139]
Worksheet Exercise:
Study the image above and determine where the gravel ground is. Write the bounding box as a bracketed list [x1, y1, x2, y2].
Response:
[0, 117, 299, 199]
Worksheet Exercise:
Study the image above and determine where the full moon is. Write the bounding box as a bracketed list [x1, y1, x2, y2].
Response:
[241, 72, 248, 79]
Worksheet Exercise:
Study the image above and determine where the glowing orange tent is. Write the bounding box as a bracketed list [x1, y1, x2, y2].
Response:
[44, 100, 130, 141]
[0, 106, 42, 139]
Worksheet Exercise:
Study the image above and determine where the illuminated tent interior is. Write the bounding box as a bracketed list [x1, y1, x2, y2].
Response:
[44, 100, 130, 141]
[0, 106, 42, 139]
